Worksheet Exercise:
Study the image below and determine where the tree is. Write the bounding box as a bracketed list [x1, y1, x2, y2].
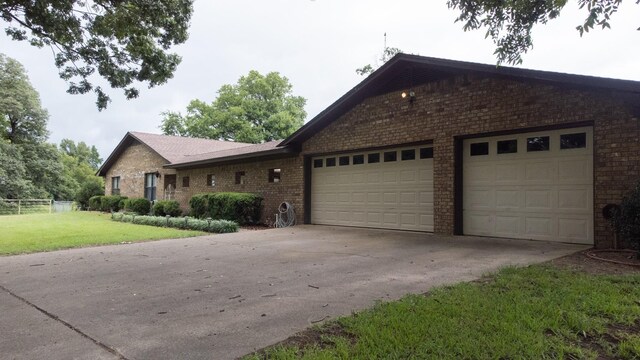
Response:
[0, 54, 49, 144]
[60, 139, 103, 170]
[356, 46, 403, 76]
[447, 0, 640, 65]
[0, 142, 42, 199]
[1, 1, 194, 110]
[160, 71, 307, 143]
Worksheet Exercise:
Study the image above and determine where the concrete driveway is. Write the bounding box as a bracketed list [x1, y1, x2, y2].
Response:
[0, 226, 587, 360]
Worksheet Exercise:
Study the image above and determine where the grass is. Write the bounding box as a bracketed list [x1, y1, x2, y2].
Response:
[247, 265, 640, 360]
[0, 212, 205, 255]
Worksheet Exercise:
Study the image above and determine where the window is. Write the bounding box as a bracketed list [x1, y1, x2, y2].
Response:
[497, 139, 518, 154]
[326, 157, 336, 167]
[560, 133, 586, 149]
[527, 136, 550, 152]
[269, 168, 281, 183]
[420, 147, 433, 159]
[235, 171, 246, 185]
[384, 151, 397, 162]
[182, 176, 190, 188]
[353, 154, 365, 165]
[339, 156, 350, 166]
[470, 142, 489, 156]
[368, 153, 380, 164]
[144, 173, 157, 201]
[313, 159, 323, 168]
[401, 149, 416, 161]
[111, 176, 120, 195]
[207, 174, 216, 187]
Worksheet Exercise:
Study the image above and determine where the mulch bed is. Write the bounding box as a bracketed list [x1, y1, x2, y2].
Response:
[551, 250, 640, 275]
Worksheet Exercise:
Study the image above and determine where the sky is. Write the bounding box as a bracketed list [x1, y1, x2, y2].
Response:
[1, 0, 639, 161]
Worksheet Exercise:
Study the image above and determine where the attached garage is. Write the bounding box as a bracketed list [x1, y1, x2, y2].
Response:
[462, 127, 593, 244]
[310, 145, 434, 232]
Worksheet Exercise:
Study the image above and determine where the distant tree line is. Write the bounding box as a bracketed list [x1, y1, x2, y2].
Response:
[0, 54, 104, 207]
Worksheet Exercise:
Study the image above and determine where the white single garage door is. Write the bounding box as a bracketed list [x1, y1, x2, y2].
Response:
[311, 145, 434, 232]
[463, 127, 593, 244]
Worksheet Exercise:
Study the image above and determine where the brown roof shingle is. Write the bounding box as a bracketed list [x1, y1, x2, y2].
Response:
[129, 132, 251, 163]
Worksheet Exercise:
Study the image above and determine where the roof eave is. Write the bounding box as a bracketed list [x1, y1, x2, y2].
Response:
[280, 53, 640, 147]
[165, 146, 297, 169]
[96, 132, 171, 177]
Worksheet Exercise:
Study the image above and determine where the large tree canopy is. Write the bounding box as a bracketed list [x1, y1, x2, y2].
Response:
[161, 70, 307, 143]
[0, 54, 48, 143]
[1, 0, 194, 110]
[448, 0, 640, 65]
[0, 55, 103, 201]
[60, 138, 102, 170]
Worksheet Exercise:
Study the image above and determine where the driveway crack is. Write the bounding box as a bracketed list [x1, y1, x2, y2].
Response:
[0, 284, 128, 360]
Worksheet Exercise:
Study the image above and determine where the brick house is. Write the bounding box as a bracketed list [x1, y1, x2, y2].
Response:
[98, 54, 640, 248]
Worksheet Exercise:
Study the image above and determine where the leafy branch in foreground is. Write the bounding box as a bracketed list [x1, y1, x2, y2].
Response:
[0, 0, 194, 110]
[447, 0, 640, 65]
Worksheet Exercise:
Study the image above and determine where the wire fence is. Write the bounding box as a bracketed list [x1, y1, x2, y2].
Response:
[0, 199, 76, 216]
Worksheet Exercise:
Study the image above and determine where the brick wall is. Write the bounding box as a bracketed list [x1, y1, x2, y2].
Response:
[174, 156, 303, 225]
[301, 74, 640, 248]
[104, 142, 176, 200]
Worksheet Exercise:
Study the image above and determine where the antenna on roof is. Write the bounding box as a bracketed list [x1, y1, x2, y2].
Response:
[384, 32, 387, 52]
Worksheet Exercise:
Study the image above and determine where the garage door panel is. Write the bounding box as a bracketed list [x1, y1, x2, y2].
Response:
[464, 127, 593, 244]
[466, 164, 494, 182]
[312, 146, 433, 232]
[524, 190, 552, 209]
[525, 162, 556, 182]
[400, 170, 416, 183]
[465, 188, 493, 209]
[495, 215, 520, 236]
[419, 191, 434, 206]
[495, 163, 520, 182]
[558, 159, 590, 183]
[558, 189, 589, 210]
[524, 216, 553, 236]
[400, 192, 417, 205]
[495, 190, 520, 208]
[352, 192, 366, 204]
[558, 217, 589, 240]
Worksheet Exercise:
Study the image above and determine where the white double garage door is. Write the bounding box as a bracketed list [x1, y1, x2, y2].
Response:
[310, 127, 593, 245]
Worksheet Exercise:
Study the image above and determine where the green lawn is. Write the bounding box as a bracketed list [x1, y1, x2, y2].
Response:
[248, 266, 640, 360]
[0, 212, 205, 255]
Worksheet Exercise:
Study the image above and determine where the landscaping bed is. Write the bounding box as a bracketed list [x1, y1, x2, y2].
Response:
[246, 251, 640, 360]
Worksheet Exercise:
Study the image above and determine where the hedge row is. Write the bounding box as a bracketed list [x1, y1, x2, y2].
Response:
[111, 213, 238, 233]
[153, 200, 182, 217]
[189, 192, 262, 225]
[89, 195, 128, 212]
[123, 198, 151, 215]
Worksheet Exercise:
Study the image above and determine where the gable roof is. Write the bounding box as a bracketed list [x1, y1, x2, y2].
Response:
[280, 53, 640, 147]
[97, 132, 251, 176]
[166, 140, 295, 169]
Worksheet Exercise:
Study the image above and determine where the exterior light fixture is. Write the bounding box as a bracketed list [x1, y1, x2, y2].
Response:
[402, 90, 416, 103]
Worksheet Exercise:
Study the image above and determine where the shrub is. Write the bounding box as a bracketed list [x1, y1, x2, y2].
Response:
[189, 192, 263, 225]
[189, 194, 209, 218]
[88, 195, 104, 211]
[612, 182, 640, 250]
[124, 198, 151, 215]
[111, 213, 238, 233]
[0, 200, 18, 214]
[153, 200, 182, 217]
[75, 180, 104, 210]
[100, 195, 127, 212]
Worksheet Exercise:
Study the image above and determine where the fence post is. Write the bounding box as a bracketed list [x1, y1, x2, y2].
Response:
[18, 200, 21, 215]
[49, 199, 53, 214]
